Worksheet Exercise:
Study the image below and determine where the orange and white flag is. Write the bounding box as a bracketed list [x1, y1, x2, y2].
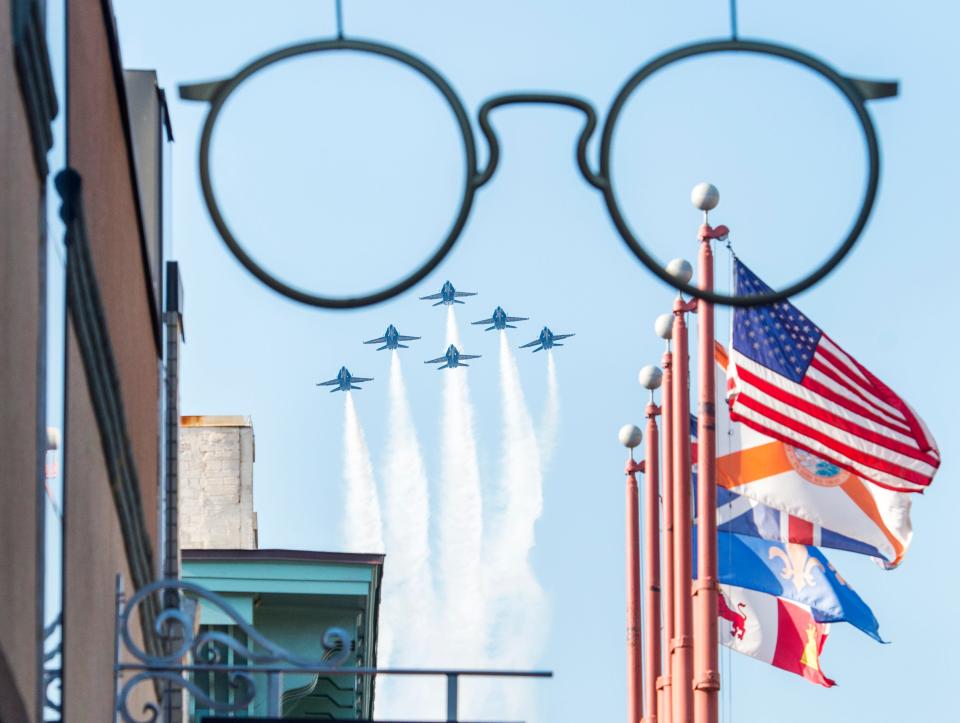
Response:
[716, 342, 912, 567]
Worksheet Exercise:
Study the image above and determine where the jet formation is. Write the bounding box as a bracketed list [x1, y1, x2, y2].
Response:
[519, 326, 575, 353]
[317, 366, 374, 393]
[472, 306, 529, 331]
[321, 282, 574, 389]
[424, 344, 482, 370]
[419, 280, 477, 306]
[364, 324, 421, 351]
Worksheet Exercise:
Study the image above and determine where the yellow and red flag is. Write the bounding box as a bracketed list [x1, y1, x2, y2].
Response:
[719, 584, 835, 688]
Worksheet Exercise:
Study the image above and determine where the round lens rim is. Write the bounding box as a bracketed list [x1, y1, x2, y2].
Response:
[599, 38, 881, 308]
[196, 38, 478, 309]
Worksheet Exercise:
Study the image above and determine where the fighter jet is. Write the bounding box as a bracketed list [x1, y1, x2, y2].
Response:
[316, 366, 373, 392]
[419, 280, 477, 306]
[424, 345, 481, 369]
[520, 326, 575, 352]
[364, 324, 421, 351]
[472, 306, 529, 331]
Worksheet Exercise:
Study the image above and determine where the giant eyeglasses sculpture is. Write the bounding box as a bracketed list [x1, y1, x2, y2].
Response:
[180, 8, 897, 309]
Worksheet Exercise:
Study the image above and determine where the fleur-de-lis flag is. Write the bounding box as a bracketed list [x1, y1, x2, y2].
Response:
[696, 529, 883, 642]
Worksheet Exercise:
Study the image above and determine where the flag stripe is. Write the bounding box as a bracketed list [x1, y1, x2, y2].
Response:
[734, 394, 932, 485]
[790, 372, 926, 456]
[735, 352, 921, 454]
[837, 478, 906, 564]
[822, 336, 937, 456]
[736, 382, 938, 482]
[773, 599, 836, 688]
[733, 356, 939, 473]
[817, 340, 933, 452]
[716, 441, 793, 489]
[817, 339, 885, 398]
[787, 516, 815, 545]
[803, 368, 913, 436]
[738, 364, 940, 466]
[730, 397, 930, 492]
[820, 336, 912, 416]
[810, 356, 906, 427]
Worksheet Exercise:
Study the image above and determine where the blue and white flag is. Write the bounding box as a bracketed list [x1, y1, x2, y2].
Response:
[700, 530, 884, 642]
[716, 486, 901, 564]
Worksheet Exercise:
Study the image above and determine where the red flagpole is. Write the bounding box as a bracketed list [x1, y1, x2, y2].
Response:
[657, 318, 675, 723]
[643, 393, 663, 723]
[692, 183, 723, 723]
[671, 285, 696, 723]
[623, 425, 644, 723]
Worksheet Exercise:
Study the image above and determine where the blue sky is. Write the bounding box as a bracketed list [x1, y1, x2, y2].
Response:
[100, 1, 959, 720]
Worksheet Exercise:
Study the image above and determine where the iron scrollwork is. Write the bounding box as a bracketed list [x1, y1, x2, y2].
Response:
[115, 578, 352, 723]
[117, 670, 256, 723]
[42, 614, 62, 721]
[181, 34, 897, 308]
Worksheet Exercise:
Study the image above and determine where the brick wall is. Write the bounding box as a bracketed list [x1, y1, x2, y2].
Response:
[179, 417, 257, 550]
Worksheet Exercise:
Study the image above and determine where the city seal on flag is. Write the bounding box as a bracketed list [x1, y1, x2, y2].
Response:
[783, 445, 851, 488]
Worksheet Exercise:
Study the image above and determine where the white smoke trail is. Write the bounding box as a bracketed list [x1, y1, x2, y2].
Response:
[342, 393, 384, 554]
[446, 305, 463, 347]
[436, 307, 487, 674]
[538, 350, 561, 470]
[483, 331, 549, 720]
[376, 351, 439, 718]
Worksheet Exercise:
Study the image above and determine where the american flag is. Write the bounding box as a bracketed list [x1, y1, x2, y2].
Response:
[727, 260, 940, 493]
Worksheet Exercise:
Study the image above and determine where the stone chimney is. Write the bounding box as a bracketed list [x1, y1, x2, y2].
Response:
[179, 416, 258, 549]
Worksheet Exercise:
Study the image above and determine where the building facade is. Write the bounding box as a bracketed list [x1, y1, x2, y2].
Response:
[182, 549, 383, 720]
[177, 414, 382, 720]
[0, 0, 56, 719]
[2, 0, 175, 719]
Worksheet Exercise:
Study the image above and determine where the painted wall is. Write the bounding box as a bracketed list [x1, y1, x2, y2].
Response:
[63, 331, 154, 719]
[66, 0, 160, 544]
[62, 0, 164, 717]
[255, 603, 363, 718]
[0, 0, 43, 717]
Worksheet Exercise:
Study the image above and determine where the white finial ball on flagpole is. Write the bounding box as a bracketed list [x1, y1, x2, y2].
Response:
[619, 424, 643, 449]
[691, 182, 719, 211]
[654, 313, 674, 340]
[666, 258, 693, 285]
[638, 365, 663, 390]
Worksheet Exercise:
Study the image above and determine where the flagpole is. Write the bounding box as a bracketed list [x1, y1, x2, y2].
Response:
[640, 366, 664, 723]
[669, 259, 696, 723]
[691, 184, 722, 723]
[620, 424, 644, 723]
[655, 315, 675, 723]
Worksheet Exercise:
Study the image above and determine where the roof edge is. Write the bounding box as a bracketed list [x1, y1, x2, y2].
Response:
[181, 415, 252, 428]
[182, 548, 384, 566]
